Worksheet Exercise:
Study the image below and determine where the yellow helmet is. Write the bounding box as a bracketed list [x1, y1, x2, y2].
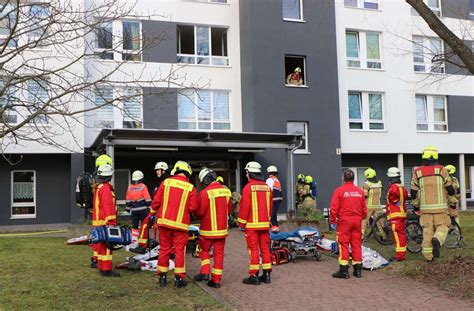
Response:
[422, 145, 438, 160]
[304, 175, 313, 184]
[294, 67, 302, 73]
[171, 160, 192, 176]
[297, 173, 305, 180]
[364, 168, 376, 179]
[445, 164, 456, 175]
[216, 176, 224, 183]
[95, 154, 112, 168]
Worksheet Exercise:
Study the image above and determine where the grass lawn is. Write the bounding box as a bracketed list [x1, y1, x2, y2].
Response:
[325, 211, 474, 299]
[0, 237, 224, 310]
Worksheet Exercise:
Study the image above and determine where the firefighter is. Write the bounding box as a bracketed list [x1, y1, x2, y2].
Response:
[266, 165, 283, 232]
[238, 161, 273, 285]
[286, 67, 303, 86]
[92, 164, 120, 277]
[361, 168, 383, 236]
[295, 173, 305, 207]
[411, 146, 457, 262]
[153, 162, 169, 195]
[445, 164, 461, 225]
[149, 160, 199, 287]
[298, 175, 317, 219]
[330, 169, 367, 279]
[385, 167, 408, 262]
[193, 168, 232, 288]
[125, 170, 152, 245]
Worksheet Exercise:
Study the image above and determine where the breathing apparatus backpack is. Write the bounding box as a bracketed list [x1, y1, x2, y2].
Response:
[76, 172, 94, 209]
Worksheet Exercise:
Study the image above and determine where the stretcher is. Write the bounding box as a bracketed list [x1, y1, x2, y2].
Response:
[270, 227, 323, 262]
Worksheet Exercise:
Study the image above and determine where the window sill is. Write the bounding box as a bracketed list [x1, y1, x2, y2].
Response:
[176, 63, 231, 69]
[185, 1, 230, 5]
[344, 6, 381, 12]
[90, 58, 144, 64]
[10, 215, 36, 219]
[285, 84, 309, 88]
[283, 18, 306, 23]
[349, 129, 388, 133]
[416, 130, 449, 134]
[294, 151, 311, 155]
[347, 66, 385, 72]
[414, 71, 446, 75]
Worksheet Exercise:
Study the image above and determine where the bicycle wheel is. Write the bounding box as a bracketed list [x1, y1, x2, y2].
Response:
[372, 213, 394, 245]
[444, 221, 462, 249]
[405, 221, 423, 253]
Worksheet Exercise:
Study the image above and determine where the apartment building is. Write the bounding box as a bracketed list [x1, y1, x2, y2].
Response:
[0, 0, 472, 227]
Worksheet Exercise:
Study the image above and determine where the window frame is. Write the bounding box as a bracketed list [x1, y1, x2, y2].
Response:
[412, 36, 445, 74]
[27, 79, 50, 125]
[27, 4, 50, 47]
[121, 20, 142, 62]
[345, 30, 383, 70]
[344, 0, 380, 10]
[0, 79, 18, 124]
[341, 167, 366, 187]
[282, 0, 305, 22]
[0, 2, 17, 48]
[411, 0, 442, 17]
[348, 91, 385, 131]
[177, 90, 232, 131]
[287, 121, 309, 154]
[11, 170, 36, 219]
[415, 94, 448, 133]
[122, 87, 144, 129]
[94, 20, 143, 62]
[284, 55, 307, 87]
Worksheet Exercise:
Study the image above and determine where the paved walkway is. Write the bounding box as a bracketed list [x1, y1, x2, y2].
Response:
[187, 229, 474, 311]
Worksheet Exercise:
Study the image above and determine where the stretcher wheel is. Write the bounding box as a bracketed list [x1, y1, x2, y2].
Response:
[313, 252, 322, 261]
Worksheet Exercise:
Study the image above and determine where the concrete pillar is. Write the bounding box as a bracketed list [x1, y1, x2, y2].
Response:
[235, 159, 241, 193]
[397, 153, 404, 183]
[106, 144, 115, 187]
[459, 154, 467, 211]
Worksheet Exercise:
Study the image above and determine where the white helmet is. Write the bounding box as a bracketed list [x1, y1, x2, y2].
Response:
[97, 164, 113, 177]
[199, 168, 213, 183]
[267, 165, 278, 173]
[154, 162, 168, 171]
[132, 170, 144, 181]
[245, 161, 262, 173]
[386, 167, 401, 178]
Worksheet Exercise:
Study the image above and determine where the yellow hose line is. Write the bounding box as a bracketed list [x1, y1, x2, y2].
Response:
[0, 229, 67, 237]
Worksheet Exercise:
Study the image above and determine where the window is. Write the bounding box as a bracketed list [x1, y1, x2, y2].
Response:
[415, 95, 447, 132]
[122, 87, 142, 128]
[0, 80, 17, 124]
[466, 166, 472, 200]
[345, 31, 382, 69]
[177, 25, 229, 66]
[283, 0, 303, 21]
[95, 22, 113, 59]
[412, 36, 444, 73]
[28, 4, 49, 45]
[11, 171, 36, 218]
[404, 167, 414, 189]
[0, 2, 16, 47]
[287, 121, 309, 153]
[178, 90, 231, 130]
[95, 86, 114, 128]
[122, 21, 141, 61]
[411, 0, 441, 17]
[348, 92, 384, 130]
[470, 0, 474, 20]
[285, 55, 306, 86]
[344, 0, 379, 10]
[27, 79, 49, 125]
[341, 167, 366, 187]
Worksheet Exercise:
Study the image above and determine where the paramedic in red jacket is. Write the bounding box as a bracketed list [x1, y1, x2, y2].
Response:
[92, 164, 120, 277]
[148, 161, 199, 288]
[193, 168, 232, 288]
[330, 169, 367, 279]
[238, 161, 273, 285]
[385, 167, 408, 261]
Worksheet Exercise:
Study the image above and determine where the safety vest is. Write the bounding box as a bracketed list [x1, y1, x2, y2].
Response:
[238, 180, 272, 230]
[386, 183, 408, 221]
[125, 183, 151, 212]
[92, 183, 117, 226]
[268, 175, 283, 201]
[411, 165, 450, 213]
[152, 176, 198, 231]
[363, 181, 382, 209]
[199, 182, 232, 238]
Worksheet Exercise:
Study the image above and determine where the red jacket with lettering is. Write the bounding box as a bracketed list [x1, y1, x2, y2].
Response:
[196, 181, 232, 238]
[92, 182, 117, 227]
[330, 182, 367, 224]
[386, 183, 408, 221]
[125, 182, 152, 212]
[149, 175, 199, 232]
[238, 179, 273, 231]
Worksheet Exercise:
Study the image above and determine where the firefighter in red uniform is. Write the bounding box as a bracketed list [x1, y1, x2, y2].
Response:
[193, 168, 232, 288]
[126, 170, 152, 246]
[385, 167, 408, 261]
[330, 169, 367, 279]
[92, 164, 120, 277]
[238, 161, 273, 285]
[266, 165, 283, 233]
[149, 161, 199, 288]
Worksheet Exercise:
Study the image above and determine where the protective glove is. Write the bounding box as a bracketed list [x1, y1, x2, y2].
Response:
[148, 215, 156, 225]
[329, 224, 337, 231]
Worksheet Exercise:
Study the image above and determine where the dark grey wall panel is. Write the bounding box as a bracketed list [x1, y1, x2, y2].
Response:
[143, 87, 178, 130]
[240, 0, 341, 211]
[441, 0, 470, 20]
[447, 95, 474, 132]
[0, 154, 70, 226]
[70, 153, 85, 224]
[142, 20, 177, 63]
[444, 41, 474, 75]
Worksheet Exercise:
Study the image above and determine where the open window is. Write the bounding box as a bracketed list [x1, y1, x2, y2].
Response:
[11, 171, 36, 218]
[285, 55, 306, 86]
[287, 121, 309, 153]
[282, 0, 304, 21]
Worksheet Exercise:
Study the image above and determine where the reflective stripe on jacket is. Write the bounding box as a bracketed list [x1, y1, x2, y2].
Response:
[266, 175, 283, 201]
[363, 180, 382, 209]
[125, 182, 152, 212]
[197, 182, 232, 238]
[238, 179, 273, 230]
[386, 183, 408, 221]
[92, 182, 117, 226]
[150, 175, 199, 231]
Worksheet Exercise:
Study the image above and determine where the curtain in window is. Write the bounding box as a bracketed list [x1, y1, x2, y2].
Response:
[344, 0, 358, 7]
[348, 93, 362, 119]
[196, 27, 209, 56]
[178, 91, 196, 129]
[368, 94, 382, 120]
[346, 32, 359, 58]
[13, 182, 34, 200]
[415, 96, 427, 122]
[430, 38, 442, 58]
[412, 37, 425, 63]
[95, 87, 114, 128]
[283, 0, 301, 20]
[366, 33, 380, 59]
[123, 22, 140, 50]
[197, 91, 211, 121]
[123, 87, 141, 121]
[433, 97, 446, 122]
[213, 92, 229, 120]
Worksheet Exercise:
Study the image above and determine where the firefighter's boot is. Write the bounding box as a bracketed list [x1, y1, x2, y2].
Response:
[432, 237, 441, 258]
[207, 280, 221, 288]
[90, 258, 98, 269]
[353, 264, 362, 278]
[159, 273, 167, 287]
[100, 270, 120, 277]
[175, 276, 188, 288]
[243, 274, 260, 285]
[193, 274, 210, 282]
[332, 265, 350, 279]
[259, 270, 271, 284]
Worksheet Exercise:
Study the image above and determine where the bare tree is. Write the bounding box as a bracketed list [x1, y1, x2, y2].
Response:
[0, 0, 200, 157]
[406, 0, 474, 74]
